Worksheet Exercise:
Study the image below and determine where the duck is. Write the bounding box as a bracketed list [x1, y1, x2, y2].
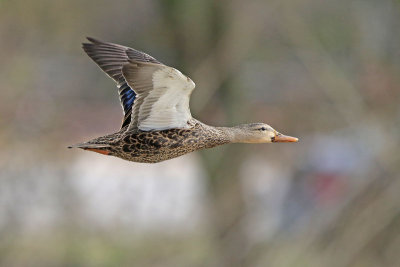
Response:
[68, 37, 298, 163]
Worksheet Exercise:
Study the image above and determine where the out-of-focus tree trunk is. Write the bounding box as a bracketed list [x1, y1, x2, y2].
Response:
[201, 145, 250, 267]
[159, 1, 250, 266]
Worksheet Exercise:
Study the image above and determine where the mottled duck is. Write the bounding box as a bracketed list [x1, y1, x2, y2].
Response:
[69, 38, 298, 163]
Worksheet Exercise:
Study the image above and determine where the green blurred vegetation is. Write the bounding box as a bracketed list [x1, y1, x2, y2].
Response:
[1, 0, 400, 266]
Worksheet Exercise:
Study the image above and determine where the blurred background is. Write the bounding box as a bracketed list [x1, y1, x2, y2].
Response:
[1, 0, 400, 266]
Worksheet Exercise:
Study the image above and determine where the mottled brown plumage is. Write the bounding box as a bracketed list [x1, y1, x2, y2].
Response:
[79, 119, 230, 163]
[69, 38, 298, 163]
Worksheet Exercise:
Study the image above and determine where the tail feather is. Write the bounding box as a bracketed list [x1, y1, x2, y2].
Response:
[68, 142, 112, 155]
[68, 143, 110, 149]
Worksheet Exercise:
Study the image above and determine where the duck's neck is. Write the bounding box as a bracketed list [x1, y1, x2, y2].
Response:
[216, 126, 254, 144]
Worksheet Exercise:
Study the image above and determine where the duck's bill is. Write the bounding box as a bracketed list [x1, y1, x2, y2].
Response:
[273, 134, 298, 143]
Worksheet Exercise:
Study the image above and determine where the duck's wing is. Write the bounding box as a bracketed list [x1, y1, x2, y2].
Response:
[122, 61, 196, 131]
[82, 37, 162, 128]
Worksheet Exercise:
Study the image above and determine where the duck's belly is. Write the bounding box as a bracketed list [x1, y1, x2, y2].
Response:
[121, 146, 199, 163]
[112, 127, 224, 163]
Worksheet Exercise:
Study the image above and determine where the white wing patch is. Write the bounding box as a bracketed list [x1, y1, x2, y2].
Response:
[138, 67, 196, 131]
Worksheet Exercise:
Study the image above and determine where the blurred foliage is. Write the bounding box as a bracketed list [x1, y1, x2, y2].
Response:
[1, 0, 400, 266]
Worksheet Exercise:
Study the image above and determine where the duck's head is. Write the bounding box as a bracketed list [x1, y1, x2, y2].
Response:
[231, 123, 298, 143]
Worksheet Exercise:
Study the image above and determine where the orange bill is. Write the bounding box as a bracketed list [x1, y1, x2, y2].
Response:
[273, 134, 298, 143]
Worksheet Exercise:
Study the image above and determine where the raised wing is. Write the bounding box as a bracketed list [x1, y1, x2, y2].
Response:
[122, 62, 196, 131]
[82, 37, 162, 128]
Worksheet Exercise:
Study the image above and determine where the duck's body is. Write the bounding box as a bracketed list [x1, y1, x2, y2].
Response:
[81, 119, 231, 163]
[69, 38, 298, 163]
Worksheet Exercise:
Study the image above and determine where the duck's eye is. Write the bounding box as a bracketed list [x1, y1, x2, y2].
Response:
[260, 127, 266, 131]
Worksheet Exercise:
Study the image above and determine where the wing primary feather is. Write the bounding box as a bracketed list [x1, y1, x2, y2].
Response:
[83, 38, 195, 131]
[82, 37, 165, 129]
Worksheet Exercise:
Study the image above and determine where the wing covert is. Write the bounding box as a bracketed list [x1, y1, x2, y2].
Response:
[122, 62, 196, 131]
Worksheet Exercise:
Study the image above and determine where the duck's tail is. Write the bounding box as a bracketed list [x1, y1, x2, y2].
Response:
[68, 142, 112, 155]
